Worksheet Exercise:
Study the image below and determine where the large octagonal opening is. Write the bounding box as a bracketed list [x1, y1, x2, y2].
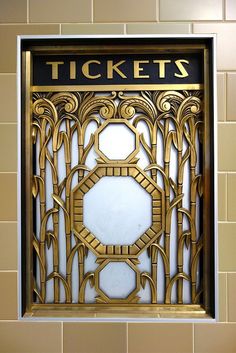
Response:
[83, 176, 152, 245]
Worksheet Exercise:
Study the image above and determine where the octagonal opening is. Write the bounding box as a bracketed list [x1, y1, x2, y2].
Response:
[98, 123, 136, 160]
[99, 262, 136, 299]
[83, 176, 152, 245]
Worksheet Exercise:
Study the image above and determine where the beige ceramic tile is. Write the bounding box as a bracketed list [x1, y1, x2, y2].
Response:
[0, 174, 17, 221]
[64, 323, 126, 353]
[62, 24, 125, 35]
[195, 323, 236, 352]
[29, 0, 91, 23]
[127, 23, 191, 34]
[0, 75, 17, 121]
[218, 223, 236, 271]
[218, 173, 227, 220]
[228, 273, 236, 322]
[128, 323, 193, 353]
[219, 273, 227, 322]
[226, 0, 236, 20]
[217, 73, 226, 121]
[0, 25, 59, 73]
[194, 24, 236, 70]
[0, 0, 27, 23]
[0, 322, 61, 353]
[0, 272, 17, 319]
[0, 223, 17, 270]
[227, 174, 236, 221]
[160, 0, 222, 21]
[94, 0, 157, 22]
[218, 124, 236, 171]
[227, 73, 236, 121]
[0, 125, 17, 172]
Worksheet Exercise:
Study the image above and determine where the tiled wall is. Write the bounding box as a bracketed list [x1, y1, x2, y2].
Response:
[0, 0, 235, 352]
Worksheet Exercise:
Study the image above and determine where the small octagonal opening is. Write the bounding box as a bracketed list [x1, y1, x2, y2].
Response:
[83, 176, 152, 245]
[98, 122, 136, 160]
[99, 262, 136, 299]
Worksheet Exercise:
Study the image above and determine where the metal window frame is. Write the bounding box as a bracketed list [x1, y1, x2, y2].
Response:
[17, 34, 218, 322]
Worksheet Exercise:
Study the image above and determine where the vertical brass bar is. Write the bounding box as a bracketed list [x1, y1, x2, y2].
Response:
[24, 50, 33, 312]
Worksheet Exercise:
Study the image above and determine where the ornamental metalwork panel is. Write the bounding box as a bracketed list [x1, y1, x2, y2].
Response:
[21, 38, 215, 318]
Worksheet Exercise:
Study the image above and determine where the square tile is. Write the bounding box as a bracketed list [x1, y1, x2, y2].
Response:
[218, 173, 227, 220]
[0, 223, 17, 270]
[227, 73, 236, 121]
[160, 0, 222, 21]
[0, 272, 17, 319]
[64, 323, 126, 353]
[195, 323, 236, 353]
[0, 75, 17, 122]
[126, 23, 191, 34]
[29, 0, 91, 23]
[0, 174, 17, 221]
[128, 323, 193, 353]
[0, 124, 17, 171]
[0, 0, 27, 23]
[0, 25, 59, 73]
[217, 73, 226, 121]
[0, 321, 61, 353]
[94, 0, 157, 22]
[218, 223, 236, 271]
[194, 24, 236, 70]
[218, 124, 236, 171]
[227, 174, 236, 221]
[228, 273, 236, 322]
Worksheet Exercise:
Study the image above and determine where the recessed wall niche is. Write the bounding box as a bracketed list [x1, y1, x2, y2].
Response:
[19, 35, 216, 318]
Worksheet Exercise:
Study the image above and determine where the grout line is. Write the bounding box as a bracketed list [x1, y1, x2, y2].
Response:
[0, 270, 18, 273]
[59, 23, 62, 35]
[27, 0, 29, 23]
[0, 221, 17, 223]
[91, 0, 94, 23]
[156, 0, 160, 22]
[218, 70, 236, 72]
[226, 173, 228, 221]
[0, 22, 62, 26]
[217, 172, 236, 174]
[126, 322, 128, 353]
[124, 23, 127, 35]
[0, 73, 16, 75]
[217, 220, 236, 223]
[192, 324, 195, 353]
[0, 122, 17, 125]
[61, 322, 63, 353]
[218, 271, 229, 274]
[223, 0, 226, 21]
[190, 22, 194, 34]
[226, 273, 228, 322]
[224, 72, 228, 121]
[154, 19, 236, 23]
[218, 121, 236, 124]
[0, 172, 17, 174]
[219, 271, 236, 273]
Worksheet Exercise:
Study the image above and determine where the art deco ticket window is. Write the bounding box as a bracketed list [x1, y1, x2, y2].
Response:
[20, 36, 216, 318]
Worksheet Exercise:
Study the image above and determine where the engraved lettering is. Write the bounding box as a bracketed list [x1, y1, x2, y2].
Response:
[46, 61, 64, 80]
[82, 60, 101, 79]
[107, 60, 127, 79]
[153, 60, 171, 78]
[133, 60, 150, 79]
[70, 61, 76, 79]
[174, 59, 189, 78]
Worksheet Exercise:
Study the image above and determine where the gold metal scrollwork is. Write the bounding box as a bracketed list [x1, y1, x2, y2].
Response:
[31, 89, 204, 310]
